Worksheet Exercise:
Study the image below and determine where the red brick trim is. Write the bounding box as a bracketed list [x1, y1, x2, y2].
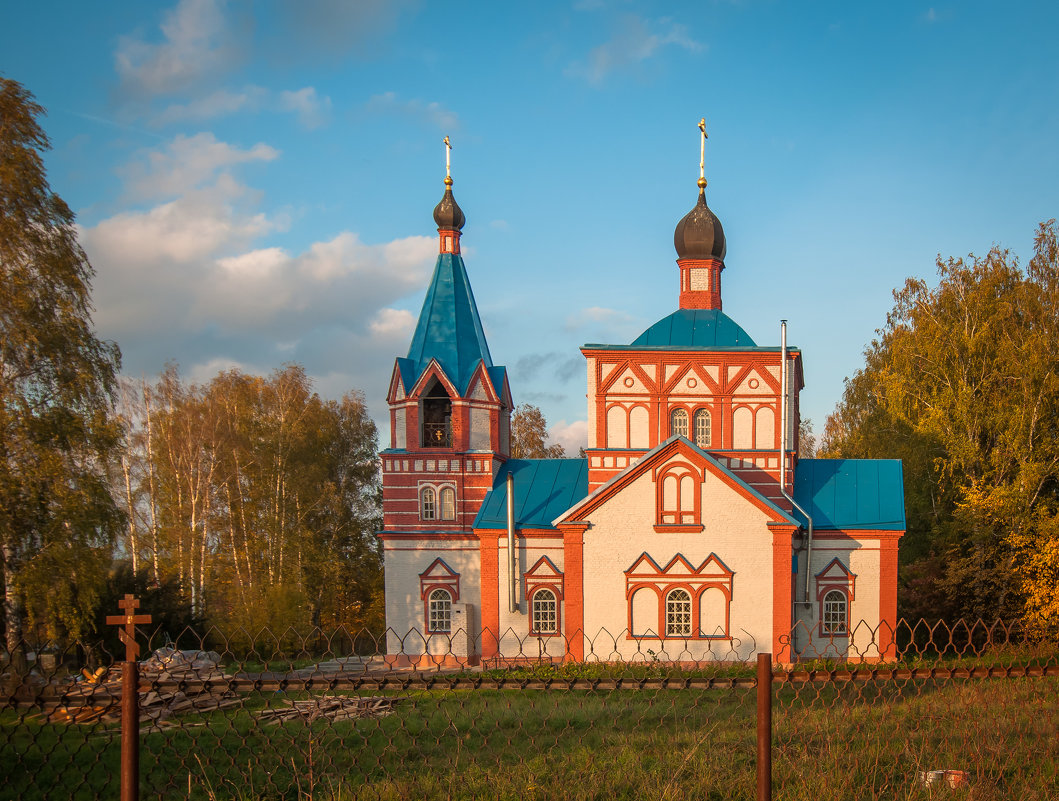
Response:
[559, 522, 588, 660]
[479, 532, 500, 660]
[771, 525, 795, 661]
[878, 538, 900, 659]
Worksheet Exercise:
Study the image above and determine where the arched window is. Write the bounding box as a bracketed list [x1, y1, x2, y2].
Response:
[421, 380, 452, 448]
[670, 408, 689, 439]
[656, 464, 700, 529]
[693, 409, 711, 448]
[420, 487, 436, 520]
[531, 589, 558, 635]
[439, 487, 456, 520]
[665, 588, 692, 637]
[822, 590, 848, 635]
[427, 588, 452, 633]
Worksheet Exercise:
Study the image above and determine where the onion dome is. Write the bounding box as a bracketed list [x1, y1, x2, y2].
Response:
[673, 178, 726, 261]
[433, 177, 466, 230]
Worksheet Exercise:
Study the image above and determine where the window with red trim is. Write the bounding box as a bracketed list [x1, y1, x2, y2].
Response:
[531, 589, 558, 635]
[625, 553, 734, 640]
[665, 589, 692, 637]
[655, 463, 701, 530]
[815, 558, 855, 637]
[670, 408, 689, 439]
[427, 588, 452, 633]
[821, 589, 847, 636]
[693, 409, 711, 447]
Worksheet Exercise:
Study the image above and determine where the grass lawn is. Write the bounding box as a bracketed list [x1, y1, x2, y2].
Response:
[2, 674, 1057, 800]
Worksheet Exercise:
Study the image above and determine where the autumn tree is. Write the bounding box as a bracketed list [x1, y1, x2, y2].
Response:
[0, 79, 122, 649]
[118, 365, 383, 636]
[821, 221, 1059, 632]
[510, 403, 567, 458]
[798, 417, 816, 458]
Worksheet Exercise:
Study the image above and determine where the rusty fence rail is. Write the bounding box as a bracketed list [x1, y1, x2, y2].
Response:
[2, 613, 1058, 801]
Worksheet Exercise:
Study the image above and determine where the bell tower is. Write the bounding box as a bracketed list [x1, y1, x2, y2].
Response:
[381, 139, 512, 535]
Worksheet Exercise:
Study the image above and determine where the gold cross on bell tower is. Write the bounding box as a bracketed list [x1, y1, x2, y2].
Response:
[444, 135, 452, 185]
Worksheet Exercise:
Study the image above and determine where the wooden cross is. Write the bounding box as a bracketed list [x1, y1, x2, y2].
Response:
[106, 594, 152, 663]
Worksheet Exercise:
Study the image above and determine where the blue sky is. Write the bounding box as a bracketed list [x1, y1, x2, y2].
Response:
[4, 0, 1058, 452]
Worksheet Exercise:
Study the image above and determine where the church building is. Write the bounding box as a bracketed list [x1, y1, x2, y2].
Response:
[378, 133, 905, 665]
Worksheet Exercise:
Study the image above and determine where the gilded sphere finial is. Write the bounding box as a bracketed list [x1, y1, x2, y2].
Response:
[444, 176, 453, 187]
[697, 177, 707, 189]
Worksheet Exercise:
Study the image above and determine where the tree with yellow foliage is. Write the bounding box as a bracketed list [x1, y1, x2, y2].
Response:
[822, 221, 1059, 634]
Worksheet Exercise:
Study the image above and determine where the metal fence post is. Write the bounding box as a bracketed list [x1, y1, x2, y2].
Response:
[107, 594, 151, 801]
[756, 652, 772, 801]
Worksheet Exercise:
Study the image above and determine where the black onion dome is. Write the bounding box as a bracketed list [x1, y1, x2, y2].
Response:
[433, 180, 466, 230]
[674, 183, 726, 261]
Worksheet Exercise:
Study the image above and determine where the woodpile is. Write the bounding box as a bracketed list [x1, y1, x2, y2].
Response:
[258, 695, 398, 725]
[49, 647, 242, 726]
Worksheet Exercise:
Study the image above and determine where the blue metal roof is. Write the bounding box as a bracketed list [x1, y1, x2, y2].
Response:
[630, 308, 757, 349]
[473, 459, 589, 530]
[792, 459, 906, 530]
[486, 366, 508, 399]
[406, 252, 493, 393]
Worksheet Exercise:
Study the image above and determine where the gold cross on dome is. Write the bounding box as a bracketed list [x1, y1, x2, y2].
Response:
[698, 118, 708, 181]
[444, 136, 452, 179]
[106, 594, 152, 663]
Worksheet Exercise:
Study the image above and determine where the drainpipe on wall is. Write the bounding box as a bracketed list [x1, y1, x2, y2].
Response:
[778, 321, 815, 654]
[507, 471, 518, 613]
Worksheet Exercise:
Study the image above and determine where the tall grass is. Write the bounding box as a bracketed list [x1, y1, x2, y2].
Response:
[3, 676, 1057, 800]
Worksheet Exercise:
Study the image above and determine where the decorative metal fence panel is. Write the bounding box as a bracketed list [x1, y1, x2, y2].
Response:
[2, 617, 1057, 801]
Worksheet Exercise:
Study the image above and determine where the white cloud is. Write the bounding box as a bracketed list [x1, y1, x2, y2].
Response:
[567, 15, 703, 85]
[152, 86, 268, 125]
[115, 0, 235, 97]
[365, 92, 459, 131]
[550, 419, 589, 455]
[278, 87, 332, 129]
[370, 308, 416, 337]
[82, 126, 439, 438]
[151, 85, 332, 128]
[121, 132, 279, 201]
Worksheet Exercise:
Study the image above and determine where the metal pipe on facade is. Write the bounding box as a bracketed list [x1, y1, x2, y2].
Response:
[506, 471, 517, 613]
[778, 321, 815, 613]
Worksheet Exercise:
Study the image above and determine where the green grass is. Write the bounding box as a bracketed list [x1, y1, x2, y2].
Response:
[3, 676, 1058, 801]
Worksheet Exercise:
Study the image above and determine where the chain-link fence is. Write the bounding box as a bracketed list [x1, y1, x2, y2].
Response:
[2, 613, 1057, 800]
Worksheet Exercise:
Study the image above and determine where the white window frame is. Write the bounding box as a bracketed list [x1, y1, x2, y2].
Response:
[693, 409, 711, 448]
[665, 588, 692, 637]
[428, 588, 452, 633]
[531, 589, 558, 635]
[822, 589, 848, 636]
[420, 487, 436, 520]
[439, 486, 456, 520]
[670, 408, 689, 439]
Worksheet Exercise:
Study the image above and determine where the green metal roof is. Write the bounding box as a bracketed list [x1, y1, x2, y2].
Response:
[473, 459, 589, 530]
[406, 252, 493, 393]
[629, 308, 757, 349]
[793, 459, 906, 530]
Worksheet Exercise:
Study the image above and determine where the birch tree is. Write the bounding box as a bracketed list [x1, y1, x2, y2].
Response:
[0, 79, 122, 647]
[822, 221, 1059, 632]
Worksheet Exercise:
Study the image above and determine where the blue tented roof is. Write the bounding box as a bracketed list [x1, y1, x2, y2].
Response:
[406, 252, 493, 393]
[792, 459, 905, 530]
[629, 308, 757, 348]
[474, 459, 589, 530]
